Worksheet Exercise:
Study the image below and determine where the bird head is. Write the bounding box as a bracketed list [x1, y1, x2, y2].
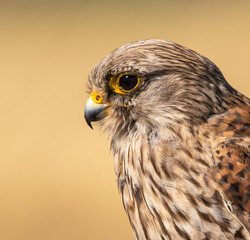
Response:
[84, 39, 235, 140]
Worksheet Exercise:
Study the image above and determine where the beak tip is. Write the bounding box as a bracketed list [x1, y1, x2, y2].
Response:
[84, 115, 93, 129]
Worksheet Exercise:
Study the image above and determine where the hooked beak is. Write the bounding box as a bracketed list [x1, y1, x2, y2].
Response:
[84, 96, 109, 129]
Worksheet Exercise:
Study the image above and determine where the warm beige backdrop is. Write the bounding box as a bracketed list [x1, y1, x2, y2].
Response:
[0, 1, 249, 239]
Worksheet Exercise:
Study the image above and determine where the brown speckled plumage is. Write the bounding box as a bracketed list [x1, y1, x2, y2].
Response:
[84, 39, 250, 239]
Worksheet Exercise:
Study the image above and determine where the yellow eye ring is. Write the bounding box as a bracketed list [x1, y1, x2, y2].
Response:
[109, 73, 140, 94]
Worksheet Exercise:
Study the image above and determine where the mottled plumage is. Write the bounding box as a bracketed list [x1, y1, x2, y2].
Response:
[84, 39, 250, 239]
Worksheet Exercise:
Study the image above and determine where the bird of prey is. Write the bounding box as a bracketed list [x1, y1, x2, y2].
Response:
[84, 39, 250, 240]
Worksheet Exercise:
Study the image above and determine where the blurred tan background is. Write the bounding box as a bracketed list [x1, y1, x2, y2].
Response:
[0, 0, 249, 239]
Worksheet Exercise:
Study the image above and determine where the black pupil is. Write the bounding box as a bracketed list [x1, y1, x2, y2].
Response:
[119, 75, 138, 91]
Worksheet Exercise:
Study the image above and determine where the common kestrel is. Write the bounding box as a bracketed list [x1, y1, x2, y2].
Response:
[84, 39, 250, 239]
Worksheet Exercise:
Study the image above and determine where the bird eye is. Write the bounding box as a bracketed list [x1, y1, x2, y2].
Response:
[118, 74, 140, 92]
[108, 73, 140, 94]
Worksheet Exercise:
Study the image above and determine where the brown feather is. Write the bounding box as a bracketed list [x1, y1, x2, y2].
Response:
[208, 104, 250, 232]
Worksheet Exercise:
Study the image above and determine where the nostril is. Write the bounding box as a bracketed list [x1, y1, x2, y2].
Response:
[95, 95, 101, 101]
[91, 91, 103, 104]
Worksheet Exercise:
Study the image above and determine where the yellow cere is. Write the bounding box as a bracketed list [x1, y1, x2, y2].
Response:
[109, 73, 140, 94]
[91, 91, 103, 104]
